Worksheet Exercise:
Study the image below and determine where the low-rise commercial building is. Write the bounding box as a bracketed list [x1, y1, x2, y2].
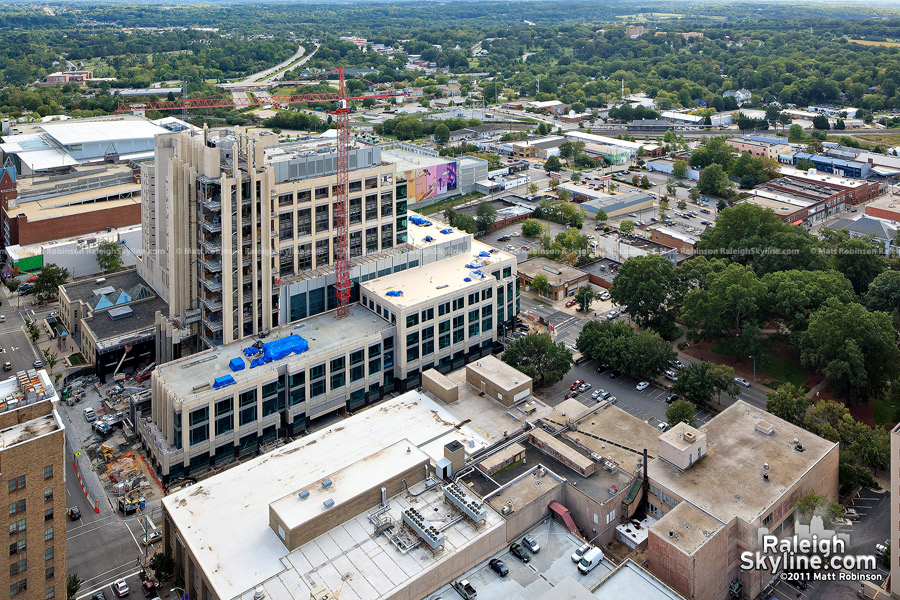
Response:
[593, 228, 677, 263]
[517, 257, 588, 301]
[865, 194, 900, 222]
[557, 184, 655, 218]
[0, 374, 65, 600]
[649, 226, 700, 256]
[726, 135, 791, 161]
[566, 131, 663, 158]
[647, 158, 700, 181]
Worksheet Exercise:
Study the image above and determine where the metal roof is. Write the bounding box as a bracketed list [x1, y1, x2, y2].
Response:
[40, 120, 168, 147]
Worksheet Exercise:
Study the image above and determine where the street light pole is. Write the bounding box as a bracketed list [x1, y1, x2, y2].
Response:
[750, 355, 756, 382]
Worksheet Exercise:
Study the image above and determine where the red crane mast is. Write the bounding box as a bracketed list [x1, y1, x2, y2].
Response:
[119, 68, 402, 318]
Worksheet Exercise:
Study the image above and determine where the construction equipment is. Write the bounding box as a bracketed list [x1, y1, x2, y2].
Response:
[134, 362, 156, 383]
[112, 345, 132, 382]
[117, 69, 403, 318]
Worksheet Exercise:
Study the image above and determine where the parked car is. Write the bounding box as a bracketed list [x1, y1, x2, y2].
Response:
[67, 507, 81, 520]
[112, 580, 130, 597]
[93, 422, 112, 437]
[92, 593, 106, 600]
[607, 396, 618, 404]
[0, 315, 5, 323]
[498, 236, 511, 242]
[830, 517, 853, 529]
[608, 370, 619, 379]
[522, 536, 540, 553]
[606, 311, 619, 320]
[577, 382, 591, 392]
[141, 530, 162, 546]
[599, 292, 611, 301]
[666, 394, 679, 404]
[83, 407, 97, 423]
[578, 548, 605, 574]
[33, 360, 43, 369]
[591, 389, 603, 399]
[565, 391, 579, 399]
[665, 370, 678, 382]
[670, 360, 685, 370]
[489, 558, 509, 577]
[876, 543, 888, 558]
[657, 422, 669, 432]
[2, 362, 10, 371]
[570, 379, 585, 390]
[454, 579, 477, 600]
[636, 381, 649, 391]
[565, 299, 577, 308]
[843, 508, 860, 521]
[571, 543, 592, 563]
[506, 245, 516, 251]
[734, 377, 751, 387]
[509, 543, 530, 563]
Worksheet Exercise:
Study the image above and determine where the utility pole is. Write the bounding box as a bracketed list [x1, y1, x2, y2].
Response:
[536, 74, 540, 97]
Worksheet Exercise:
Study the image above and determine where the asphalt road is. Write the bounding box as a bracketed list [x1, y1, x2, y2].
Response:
[0, 289, 41, 374]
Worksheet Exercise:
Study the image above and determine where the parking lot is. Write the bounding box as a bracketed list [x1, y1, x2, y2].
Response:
[428, 520, 613, 600]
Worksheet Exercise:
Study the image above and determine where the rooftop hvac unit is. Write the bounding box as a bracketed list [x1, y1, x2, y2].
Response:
[298, 490, 310, 500]
[683, 431, 697, 443]
[442, 483, 487, 523]
[322, 479, 333, 489]
[402, 508, 444, 549]
[323, 498, 335, 509]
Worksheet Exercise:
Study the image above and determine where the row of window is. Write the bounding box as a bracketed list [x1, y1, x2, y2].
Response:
[276, 177, 390, 207]
[7, 467, 54, 494]
[10, 582, 54, 598]
[8, 519, 53, 540]
[278, 224, 407, 276]
[8, 541, 53, 561]
[649, 484, 678, 508]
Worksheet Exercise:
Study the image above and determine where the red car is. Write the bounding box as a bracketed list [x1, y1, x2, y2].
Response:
[565, 299, 576, 308]
[570, 379, 584, 390]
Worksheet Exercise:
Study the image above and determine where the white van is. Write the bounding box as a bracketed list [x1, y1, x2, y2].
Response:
[83, 407, 96, 423]
[578, 547, 604, 574]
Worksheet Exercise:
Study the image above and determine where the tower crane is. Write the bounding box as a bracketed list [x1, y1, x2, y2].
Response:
[118, 68, 403, 318]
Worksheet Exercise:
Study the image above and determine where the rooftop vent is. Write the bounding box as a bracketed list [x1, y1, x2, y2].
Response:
[253, 588, 265, 600]
[298, 490, 310, 500]
[763, 472, 769, 481]
[754, 421, 775, 436]
[323, 498, 335, 509]
[763, 463, 769, 470]
[683, 431, 697, 443]
[322, 479, 333, 489]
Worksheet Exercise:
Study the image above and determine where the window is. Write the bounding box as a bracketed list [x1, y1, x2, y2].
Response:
[43, 466, 52, 480]
[438, 301, 450, 316]
[43, 490, 52, 503]
[189, 407, 209, 426]
[8, 520, 25, 535]
[8, 501, 25, 517]
[45, 566, 54, 580]
[44, 548, 52, 561]
[422, 307, 434, 322]
[9, 559, 25, 576]
[406, 313, 419, 327]
[468, 292, 479, 306]
[503, 267, 512, 278]
[481, 288, 492, 301]
[7, 476, 24, 493]
[468, 309, 479, 323]
[9, 580, 26, 597]
[44, 528, 53, 542]
[44, 509, 53, 522]
[763, 513, 773, 526]
[330, 357, 346, 390]
[468, 323, 480, 337]
[452, 297, 464, 311]
[45, 587, 54, 599]
[9, 541, 25, 556]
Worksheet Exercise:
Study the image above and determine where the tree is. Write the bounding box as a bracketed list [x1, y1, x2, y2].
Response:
[42, 348, 58, 375]
[97, 240, 124, 274]
[800, 298, 900, 403]
[825, 231, 886, 295]
[761, 269, 856, 338]
[543, 155, 562, 172]
[688, 188, 700, 202]
[865, 270, 900, 315]
[447, 211, 477, 234]
[617, 329, 677, 379]
[574, 285, 595, 312]
[778, 113, 792, 130]
[672, 361, 738, 406]
[664, 130, 677, 144]
[835, 118, 846, 130]
[5, 279, 19, 292]
[557, 188, 570, 203]
[794, 491, 844, 524]
[609, 255, 677, 330]
[640, 175, 650, 189]
[149, 552, 175, 582]
[521, 218, 543, 237]
[475, 201, 498, 233]
[67, 575, 82, 600]
[697, 163, 733, 198]
[672, 160, 688, 178]
[789, 124, 804, 142]
[666, 399, 697, 428]
[530, 274, 550, 297]
[570, 172, 580, 183]
[631, 174, 640, 187]
[812, 115, 830, 130]
[33, 264, 69, 303]
[527, 182, 539, 196]
[682, 263, 766, 339]
[676, 199, 687, 210]
[502, 333, 572, 386]
[594, 208, 608, 222]
[433, 123, 450, 144]
[765, 383, 813, 426]
[620, 220, 635, 235]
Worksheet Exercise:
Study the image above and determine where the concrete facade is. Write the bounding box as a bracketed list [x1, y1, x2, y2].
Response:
[465, 355, 531, 407]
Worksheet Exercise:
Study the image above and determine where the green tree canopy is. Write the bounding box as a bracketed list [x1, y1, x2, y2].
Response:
[574, 285, 595, 312]
[800, 298, 900, 403]
[433, 123, 450, 144]
[543, 155, 562, 172]
[761, 269, 856, 338]
[96, 240, 124, 274]
[609, 254, 678, 331]
[501, 333, 572, 386]
[672, 160, 688, 178]
[666, 399, 697, 428]
[682, 263, 766, 339]
[521, 218, 543, 237]
[33, 264, 69, 303]
[697, 163, 734, 198]
[476, 201, 498, 233]
[672, 361, 739, 406]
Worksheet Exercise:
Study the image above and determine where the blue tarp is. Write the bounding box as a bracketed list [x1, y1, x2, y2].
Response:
[423, 236, 434, 242]
[478, 251, 491, 258]
[250, 356, 268, 368]
[243, 346, 261, 357]
[440, 228, 453, 234]
[464, 277, 472, 282]
[409, 216, 433, 227]
[261, 335, 309, 362]
[465, 263, 480, 269]
[213, 375, 236, 390]
[229, 358, 245, 372]
[386, 290, 403, 297]
[471, 270, 486, 279]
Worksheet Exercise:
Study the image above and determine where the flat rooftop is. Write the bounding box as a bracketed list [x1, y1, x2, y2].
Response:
[866, 194, 900, 212]
[467, 355, 530, 391]
[553, 404, 661, 469]
[597, 229, 674, 253]
[0, 412, 59, 449]
[650, 501, 724, 556]
[404, 212, 471, 249]
[39, 117, 168, 146]
[649, 400, 837, 524]
[361, 244, 513, 308]
[156, 305, 391, 399]
[782, 165, 869, 188]
[380, 147, 454, 173]
[517, 257, 586, 284]
[7, 185, 140, 222]
[765, 177, 841, 201]
[592, 559, 686, 600]
[83, 296, 168, 345]
[742, 193, 809, 215]
[60, 269, 147, 304]
[163, 391, 495, 600]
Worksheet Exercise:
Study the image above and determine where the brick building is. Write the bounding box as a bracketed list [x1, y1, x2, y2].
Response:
[0, 376, 65, 600]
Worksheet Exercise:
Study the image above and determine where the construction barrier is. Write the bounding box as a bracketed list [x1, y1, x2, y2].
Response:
[139, 454, 164, 492]
[72, 458, 101, 513]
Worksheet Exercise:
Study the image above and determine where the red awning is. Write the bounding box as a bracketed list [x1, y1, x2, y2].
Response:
[792, 219, 804, 225]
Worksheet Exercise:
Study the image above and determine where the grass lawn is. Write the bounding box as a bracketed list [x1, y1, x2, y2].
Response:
[847, 39, 900, 47]
[67, 353, 86, 366]
[711, 338, 810, 389]
[872, 394, 900, 426]
[417, 192, 484, 216]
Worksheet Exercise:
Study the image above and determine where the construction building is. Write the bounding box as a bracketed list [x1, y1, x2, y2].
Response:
[0, 373, 65, 600]
[58, 268, 166, 382]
